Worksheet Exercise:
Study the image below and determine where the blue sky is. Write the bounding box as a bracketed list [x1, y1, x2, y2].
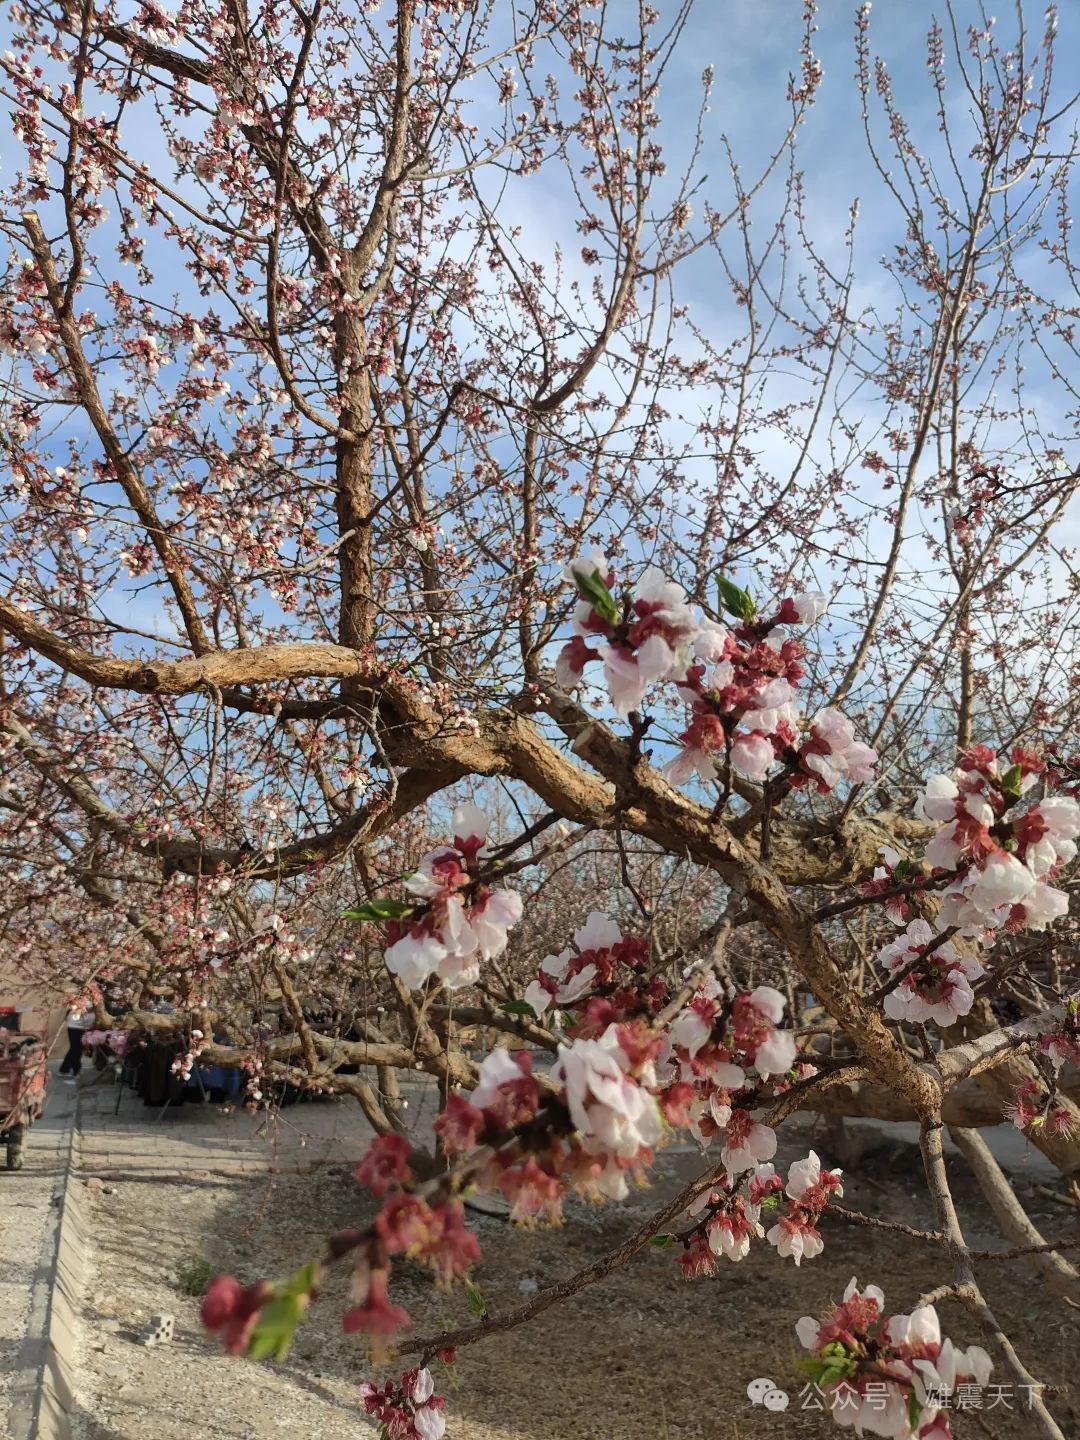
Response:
[4, 0, 1078, 729]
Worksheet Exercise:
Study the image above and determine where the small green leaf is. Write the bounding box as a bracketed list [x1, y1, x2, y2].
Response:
[342, 898, 417, 922]
[573, 567, 620, 626]
[247, 1298, 300, 1362]
[499, 1000, 536, 1015]
[1001, 762, 1023, 797]
[907, 1392, 923, 1432]
[648, 1233, 676, 1249]
[716, 574, 756, 621]
[246, 1261, 319, 1363]
[892, 858, 912, 881]
[464, 1279, 487, 1318]
[798, 1342, 857, 1390]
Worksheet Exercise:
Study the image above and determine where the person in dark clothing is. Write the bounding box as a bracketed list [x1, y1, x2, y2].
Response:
[59, 1007, 92, 1077]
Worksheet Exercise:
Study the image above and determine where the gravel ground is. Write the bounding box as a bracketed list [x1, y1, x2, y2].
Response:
[62, 1113, 1080, 1440]
[66, 1166, 374, 1440]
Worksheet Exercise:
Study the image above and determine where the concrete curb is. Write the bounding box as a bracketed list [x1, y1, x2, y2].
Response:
[12, 1086, 86, 1440]
[33, 1127, 87, 1440]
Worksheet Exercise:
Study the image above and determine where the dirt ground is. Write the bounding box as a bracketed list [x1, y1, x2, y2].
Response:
[64, 1113, 1079, 1440]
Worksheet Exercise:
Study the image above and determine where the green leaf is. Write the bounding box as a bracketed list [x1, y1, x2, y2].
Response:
[716, 574, 756, 621]
[464, 1279, 487, 1318]
[573, 566, 620, 626]
[892, 858, 912, 881]
[342, 898, 417, 923]
[907, 1392, 923, 1432]
[648, 1233, 676, 1249]
[1000, 762, 1023, 797]
[798, 1342, 857, 1390]
[247, 1297, 301, 1362]
[499, 1000, 536, 1015]
[246, 1261, 319, 1363]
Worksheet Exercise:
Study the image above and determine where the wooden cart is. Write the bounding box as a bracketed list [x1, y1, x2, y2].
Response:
[0, 1009, 48, 1170]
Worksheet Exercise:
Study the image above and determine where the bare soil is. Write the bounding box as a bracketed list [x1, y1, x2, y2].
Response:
[65, 1116, 1079, 1440]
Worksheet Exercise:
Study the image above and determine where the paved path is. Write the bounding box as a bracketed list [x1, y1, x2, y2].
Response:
[1, 1070, 77, 1440]
[851, 1117, 1061, 1181]
[72, 1066, 440, 1181]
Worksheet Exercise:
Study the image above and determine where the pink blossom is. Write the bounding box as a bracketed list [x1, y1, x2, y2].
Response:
[669, 1001, 715, 1058]
[785, 1149, 843, 1205]
[706, 1199, 763, 1261]
[785, 592, 828, 624]
[694, 616, 730, 661]
[730, 732, 774, 780]
[766, 1212, 824, 1266]
[470, 1048, 528, 1109]
[1018, 881, 1069, 930]
[468, 887, 524, 959]
[407, 1368, 435, 1405]
[451, 802, 489, 853]
[384, 926, 451, 987]
[919, 773, 961, 823]
[720, 1109, 777, 1172]
[556, 634, 600, 688]
[565, 549, 610, 585]
[799, 708, 878, 790]
[939, 850, 1034, 931]
[553, 1027, 663, 1164]
[413, 1405, 446, 1440]
[1017, 795, 1080, 876]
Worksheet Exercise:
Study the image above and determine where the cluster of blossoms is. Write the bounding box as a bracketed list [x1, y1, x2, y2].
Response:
[554, 553, 876, 792]
[439, 1024, 664, 1208]
[346, 1137, 480, 1340]
[1039, 999, 1080, 1075]
[665, 982, 798, 1170]
[869, 748, 1080, 1039]
[918, 747, 1080, 935]
[1005, 1077, 1075, 1138]
[795, 1278, 992, 1438]
[170, 1028, 207, 1081]
[360, 1368, 446, 1440]
[680, 1149, 842, 1273]
[555, 552, 706, 715]
[375, 804, 523, 990]
[523, 911, 659, 1022]
[449, 958, 824, 1255]
[203, 910, 821, 1384]
[763, 1150, 844, 1264]
[876, 921, 983, 1028]
[518, 913, 813, 1224]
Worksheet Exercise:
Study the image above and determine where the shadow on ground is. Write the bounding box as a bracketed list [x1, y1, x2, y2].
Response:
[69, 1092, 1080, 1440]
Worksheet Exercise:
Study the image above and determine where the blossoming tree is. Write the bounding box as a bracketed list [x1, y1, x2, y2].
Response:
[2, 0, 1080, 1434]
